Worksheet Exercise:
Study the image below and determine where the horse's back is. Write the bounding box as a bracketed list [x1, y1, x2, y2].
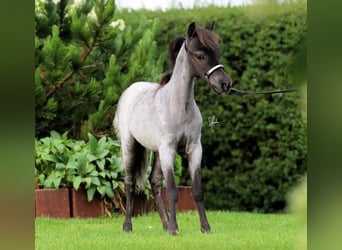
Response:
[119, 82, 158, 101]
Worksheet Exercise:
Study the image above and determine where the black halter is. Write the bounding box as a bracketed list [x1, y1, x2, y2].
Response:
[184, 40, 224, 81]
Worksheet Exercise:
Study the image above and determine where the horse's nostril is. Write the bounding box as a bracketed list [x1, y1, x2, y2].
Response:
[228, 79, 233, 88]
[221, 81, 230, 92]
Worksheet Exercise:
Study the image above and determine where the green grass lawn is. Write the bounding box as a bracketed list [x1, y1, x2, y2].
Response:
[35, 211, 301, 250]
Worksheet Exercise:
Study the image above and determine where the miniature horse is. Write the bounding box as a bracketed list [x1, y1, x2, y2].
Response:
[114, 22, 232, 235]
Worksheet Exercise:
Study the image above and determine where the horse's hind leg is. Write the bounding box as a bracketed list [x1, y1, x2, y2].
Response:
[121, 137, 145, 232]
[150, 152, 169, 230]
[122, 142, 134, 232]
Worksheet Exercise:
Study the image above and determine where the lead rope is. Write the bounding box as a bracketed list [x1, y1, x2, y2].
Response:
[229, 87, 299, 96]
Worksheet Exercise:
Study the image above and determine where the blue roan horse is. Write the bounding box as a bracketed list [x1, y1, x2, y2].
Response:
[114, 22, 233, 235]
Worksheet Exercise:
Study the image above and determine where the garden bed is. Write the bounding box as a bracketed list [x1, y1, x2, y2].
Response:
[35, 188, 105, 218]
[35, 186, 197, 218]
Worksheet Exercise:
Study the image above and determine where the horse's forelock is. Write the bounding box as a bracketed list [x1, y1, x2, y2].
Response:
[195, 28, 220, 51]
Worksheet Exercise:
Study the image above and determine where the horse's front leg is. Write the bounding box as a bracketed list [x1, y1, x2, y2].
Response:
[188, 143, 211, 233]
[150, 152, 169, 230]
[159, 146, 178, 235]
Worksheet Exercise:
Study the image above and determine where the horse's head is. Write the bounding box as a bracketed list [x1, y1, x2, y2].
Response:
[185, 22, 233, 94]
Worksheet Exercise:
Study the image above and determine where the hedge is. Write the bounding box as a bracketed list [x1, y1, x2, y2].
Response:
[117, 4, 307, 212]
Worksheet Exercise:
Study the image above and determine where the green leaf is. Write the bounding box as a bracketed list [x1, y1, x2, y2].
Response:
[96, 159, 105, 170]
[73, 176, 83, 190]
[91, 177, 101, 186]
[105, 186, 114, 198]
[75, 153, 87, 174]
[66, 162, 78, 170]
[84, 177, 92, 188]
[118, 182, 124, 192]
[55, 170, 65, 178]
[88, 133, 98, 154]
[97, 136, 107, 150]
[50, 130, 62, 140]
[42, 154, 57, 163]
[85, 163, 96, 174]
[89, 170, 99, 177]
[56, 163, 65, 170]
[87, 154, 97, 162]
[44, 170, 63, 189]
[97, 186, 106, 197]
[66, 173, 74, 183]
[38, 174, 46, 185]
[112, 181, 118, 190]
[97, 149, 109, 159]
[43, 175, 53, 188]
[110, 172, 118, 179]
[53, 177, 62, 189]
[87, 187, 96, 202]
[54, 142, 65, 153]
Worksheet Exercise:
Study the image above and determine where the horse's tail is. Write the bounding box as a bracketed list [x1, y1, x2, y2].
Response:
[113, 110, 120, 141]
[114, 110, 147, 193]
[132, 142, 148, 193]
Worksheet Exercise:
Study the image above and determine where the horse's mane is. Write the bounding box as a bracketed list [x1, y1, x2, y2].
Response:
[159, 35, 185, 85]
[158, 26, 219, 86]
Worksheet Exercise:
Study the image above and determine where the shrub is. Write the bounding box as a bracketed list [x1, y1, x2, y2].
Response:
[35, 131, 124, 201]
[35, 131, 184, 201]
[35, 0, 165, 139]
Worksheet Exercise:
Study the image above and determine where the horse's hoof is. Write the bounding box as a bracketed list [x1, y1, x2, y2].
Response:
[162, 222, 168, 231]
[168, 229, 179, 236]
[167, 222, 178, 235]
[201, 225, 211, 233]
[123, 227, 132, 232]
[123, 222, 132, 232]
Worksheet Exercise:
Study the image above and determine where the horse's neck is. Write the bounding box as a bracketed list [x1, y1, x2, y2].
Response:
[166, 44, 195, 111]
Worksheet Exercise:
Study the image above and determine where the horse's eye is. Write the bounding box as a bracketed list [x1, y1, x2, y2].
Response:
[196, 54, 205, 60]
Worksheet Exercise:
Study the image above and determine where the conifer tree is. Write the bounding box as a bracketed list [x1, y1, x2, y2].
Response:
[35, 0, 165, 139]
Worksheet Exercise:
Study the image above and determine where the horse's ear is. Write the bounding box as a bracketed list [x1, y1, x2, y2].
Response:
[188, 22, 197, 39]
[205, 20, 215, 30]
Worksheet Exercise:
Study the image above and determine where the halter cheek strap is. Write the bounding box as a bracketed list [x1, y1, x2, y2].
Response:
[205, 64, 224, 79]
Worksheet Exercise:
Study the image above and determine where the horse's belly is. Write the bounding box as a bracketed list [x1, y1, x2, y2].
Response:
[133, 131, 159, 151]
[129, 117, 160, 151]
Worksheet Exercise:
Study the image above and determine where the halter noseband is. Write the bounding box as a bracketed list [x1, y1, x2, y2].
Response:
[205, 64, 224, 79]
